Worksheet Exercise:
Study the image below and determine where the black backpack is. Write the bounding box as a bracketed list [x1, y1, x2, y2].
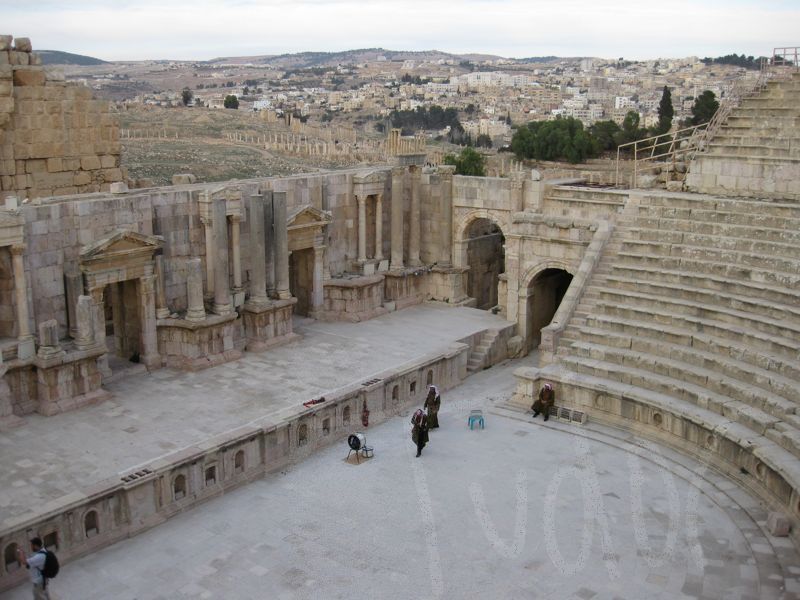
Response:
[38, 549, 59, 579]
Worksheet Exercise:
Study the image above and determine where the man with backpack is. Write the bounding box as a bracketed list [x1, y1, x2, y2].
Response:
[16, 537, 58, 599]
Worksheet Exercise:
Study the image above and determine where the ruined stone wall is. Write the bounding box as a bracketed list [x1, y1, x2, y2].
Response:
[18, 170, 390, 339]
[0, 35, 123, 201]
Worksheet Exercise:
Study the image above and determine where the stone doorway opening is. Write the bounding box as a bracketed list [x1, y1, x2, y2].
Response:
[289, 248, 314, 316]
[103, 280, 144, 367]
[466, 218, 505, 310]
[527, 268, 573, 350]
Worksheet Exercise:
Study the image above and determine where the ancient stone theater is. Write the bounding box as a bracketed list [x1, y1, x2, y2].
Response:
[1, 36, 799, 596]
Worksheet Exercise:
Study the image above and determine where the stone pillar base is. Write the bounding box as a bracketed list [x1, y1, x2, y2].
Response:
[242, 298, 300, 352]
[318, 275, 388, 322]
[427, 265, 470, 305]
[383, 267, 427, 310]
[157, 313, 242, 371]
[34, 346, 111, 416]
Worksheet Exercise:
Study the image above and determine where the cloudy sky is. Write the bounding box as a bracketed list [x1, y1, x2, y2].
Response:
[3, 0, 797, 61]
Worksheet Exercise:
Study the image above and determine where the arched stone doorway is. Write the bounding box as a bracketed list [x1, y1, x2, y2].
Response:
[526, 267, 573, 351]
[465, 218, 505, 310]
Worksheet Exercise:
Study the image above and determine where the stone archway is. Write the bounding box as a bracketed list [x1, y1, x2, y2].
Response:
[80, 230, 163, 374]
[456, 213, 506, 311]
[521, 263, 574, 352]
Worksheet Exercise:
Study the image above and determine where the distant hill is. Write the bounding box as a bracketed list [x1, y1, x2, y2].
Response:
[208, 48, 506, 68]
[38, 50, 107, 66]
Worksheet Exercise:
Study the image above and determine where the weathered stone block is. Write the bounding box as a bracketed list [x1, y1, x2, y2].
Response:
[13, 37, 32, 52]
[0, 35, 12, 51]
[12, 66, 44, 86]
[80, 155, 101, 171]
[767, 512, 791, 537]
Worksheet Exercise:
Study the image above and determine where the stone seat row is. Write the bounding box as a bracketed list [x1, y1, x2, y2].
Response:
[585, 283, 800, 343]
[554, 352, 800, 463]
[629, 215, 800, 245]
[706, 144, 800, 160]
[569, 294, 800, 397]
[635, 190, 800, 210]
[560, 321, 800, 404]
[596, 274, 800, 325]
[620, 238, 800, 274]
[633, 202, 800, 226]
[578, 298, 798, 360]
[624, 226, 800, 259]
[557, 340, 789, 431]
[564, 298, 800, 406]
[615, 249, 800, 290]
[602, 263, 799, 308]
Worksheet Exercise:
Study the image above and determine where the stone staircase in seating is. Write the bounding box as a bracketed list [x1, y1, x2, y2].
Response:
[467, 329, 500, 373]
[525, 191, 800, 526]
[685, 71, 800, 200]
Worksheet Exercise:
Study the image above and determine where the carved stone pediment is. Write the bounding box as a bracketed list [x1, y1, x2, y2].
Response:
[353, 169, 388, 186]
[80, 229, 163, 263]
[287, 205, 333, 231]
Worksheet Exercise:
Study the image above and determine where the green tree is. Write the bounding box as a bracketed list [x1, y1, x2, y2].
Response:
[690, 90, 719, 125]
[656, 86, 674, 134]
[510, 116, 600, 164]
[181, 88, 193, 106]
[224, 94, 239, 109]
[614, 110, 648, 147]
[443, 147, 486, 176]
[475, 134, 493, 148]
[588, 120, 622, 152]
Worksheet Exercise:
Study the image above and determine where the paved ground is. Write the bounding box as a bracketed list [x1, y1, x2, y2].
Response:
[0, 304, 506, 525]
[3, 361, 796, 600]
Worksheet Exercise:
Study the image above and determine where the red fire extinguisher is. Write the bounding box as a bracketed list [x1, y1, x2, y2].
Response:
[361, 399, 370, 427]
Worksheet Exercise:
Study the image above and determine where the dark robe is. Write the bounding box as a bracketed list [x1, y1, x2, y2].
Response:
[424, 389, 441, 428]
[532, 386, 555, 418]
[411, 412, 429, 455]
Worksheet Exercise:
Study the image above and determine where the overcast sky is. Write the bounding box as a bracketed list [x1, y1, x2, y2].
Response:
[3, 0, 797, 61]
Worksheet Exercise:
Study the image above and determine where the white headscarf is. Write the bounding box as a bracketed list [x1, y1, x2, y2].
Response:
[428, 384, 439, 396]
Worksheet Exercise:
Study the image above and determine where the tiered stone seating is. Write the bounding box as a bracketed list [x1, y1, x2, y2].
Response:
[555, 194, 800, 481]
[685, 71, 800, 200]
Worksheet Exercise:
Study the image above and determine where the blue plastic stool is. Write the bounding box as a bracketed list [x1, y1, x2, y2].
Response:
[468, 410, 485, 430]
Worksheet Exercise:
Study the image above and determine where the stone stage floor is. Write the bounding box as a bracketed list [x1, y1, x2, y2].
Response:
[2, 360, 797, 600]
[0, 303, 507, 526]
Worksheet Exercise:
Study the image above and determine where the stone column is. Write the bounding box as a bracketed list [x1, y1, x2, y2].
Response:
[200, 216, 215, 296]
[154, 255, 170, 319]
[89, 288, 106, 350]
[247, 193, 269, 306]
[264, 191, 275, 297]
[138, 274, 160, 369]
[374, 194, 383, 260]
[230, 214, 243, 300]
[10, 244, 34, 359]
[312, 245, 325, 312]
[185, 258, 206, 322]
[64, 268, 83, 339]
[356, 194, 367, 262]
[10, 245, 31, 338]
[273, 191, 291, 300]
[75, 295, 95, 350]
[37, 320, 63, 360]
[409, 166, 421, 266]
[212, 198, 233, 315]
[390, 166, 405, 270]
[439, 166, 455, 267]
